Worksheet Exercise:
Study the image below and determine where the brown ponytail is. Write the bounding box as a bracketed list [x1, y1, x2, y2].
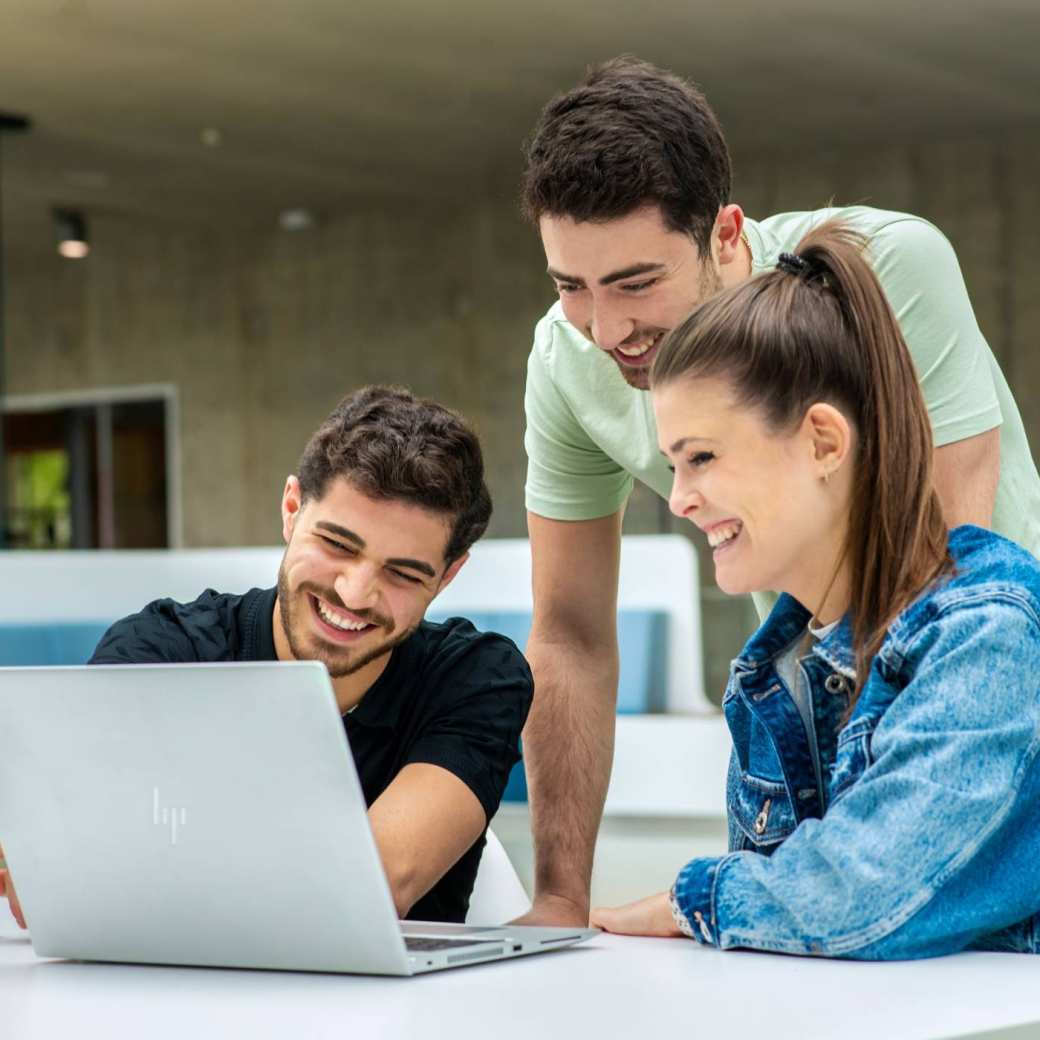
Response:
[651, 220, 951, 698]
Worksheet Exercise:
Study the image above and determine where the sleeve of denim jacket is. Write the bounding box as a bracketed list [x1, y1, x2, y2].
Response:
[673, 597, 1040, 959]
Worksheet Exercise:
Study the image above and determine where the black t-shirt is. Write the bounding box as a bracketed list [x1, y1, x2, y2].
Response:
[89, 587, 533, 923]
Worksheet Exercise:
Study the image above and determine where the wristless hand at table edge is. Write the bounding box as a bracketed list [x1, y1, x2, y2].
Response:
[0, 843, 27, 930]
[590, 892, 686, 938]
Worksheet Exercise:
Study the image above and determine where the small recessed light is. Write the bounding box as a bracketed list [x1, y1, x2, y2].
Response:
[58, 240, 90, 259]
[200, 127, 223, 148]
[279, 208, 315, 231]
[54, 208, 90, 259]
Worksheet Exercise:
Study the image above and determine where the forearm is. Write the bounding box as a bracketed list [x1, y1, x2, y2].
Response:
[368, 763, 486, 919]
[523, 633, 618, 913]
[933, 428, 1000, 529]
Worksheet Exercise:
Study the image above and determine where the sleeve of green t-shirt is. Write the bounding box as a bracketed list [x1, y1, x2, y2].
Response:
[870, 217, 1002, 447]
[523, 313, 634, 520]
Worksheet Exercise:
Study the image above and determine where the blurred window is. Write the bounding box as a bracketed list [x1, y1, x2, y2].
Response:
[3, 395, 170, 549]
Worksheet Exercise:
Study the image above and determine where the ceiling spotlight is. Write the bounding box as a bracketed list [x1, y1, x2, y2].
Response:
[54, 209, 90, 259]
[200, 127, 223, 148]
[279, 208, 315, 231]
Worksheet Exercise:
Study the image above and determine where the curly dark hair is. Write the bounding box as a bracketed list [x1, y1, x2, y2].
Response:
[297, 386, 492, 565]
[521, 56, 732, 256]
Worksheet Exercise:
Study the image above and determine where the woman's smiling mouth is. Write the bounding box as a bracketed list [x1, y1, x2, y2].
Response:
[705, 520, 744, 555]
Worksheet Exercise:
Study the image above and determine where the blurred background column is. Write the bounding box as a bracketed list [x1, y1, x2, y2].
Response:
[0, 114, 32, 550]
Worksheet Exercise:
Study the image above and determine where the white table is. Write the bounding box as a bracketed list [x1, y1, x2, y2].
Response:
[3, 922, 1040, 1040]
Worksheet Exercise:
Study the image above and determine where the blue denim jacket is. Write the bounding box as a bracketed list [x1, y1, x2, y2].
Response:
[673, 525, 1040, 959]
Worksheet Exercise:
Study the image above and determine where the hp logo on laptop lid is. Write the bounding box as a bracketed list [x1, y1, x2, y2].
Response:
[153, 788, 187, 845]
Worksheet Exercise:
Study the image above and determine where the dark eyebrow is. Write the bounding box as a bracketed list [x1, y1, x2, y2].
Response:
[667, 436, 716, 454]
[547, 261, 667, 288]
[314, 521, 437, 579]
[315, 521, 364, 546]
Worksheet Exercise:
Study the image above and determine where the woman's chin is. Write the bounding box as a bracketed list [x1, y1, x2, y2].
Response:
[713, 566, 758, 598]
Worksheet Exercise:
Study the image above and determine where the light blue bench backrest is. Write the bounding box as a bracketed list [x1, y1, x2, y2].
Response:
[426, 609, 666, 714]
[426, 609, 667, 801]
[0, 623, 113, 667]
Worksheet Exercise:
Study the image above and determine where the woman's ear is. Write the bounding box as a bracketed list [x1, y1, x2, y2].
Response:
[802, 403, 852, 481]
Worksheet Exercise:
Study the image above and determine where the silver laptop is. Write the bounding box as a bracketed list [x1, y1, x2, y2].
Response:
[0, 662, 596, 974]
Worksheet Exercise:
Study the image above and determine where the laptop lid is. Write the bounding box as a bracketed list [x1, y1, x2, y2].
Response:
[0, 662, 412, 974]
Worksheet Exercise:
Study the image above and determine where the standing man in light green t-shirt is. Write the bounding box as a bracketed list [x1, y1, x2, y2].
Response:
[514, 56, 1040, 929]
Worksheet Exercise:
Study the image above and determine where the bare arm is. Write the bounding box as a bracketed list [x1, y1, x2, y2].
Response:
[933, 427, 1000, 529]
[515, 509, 623, 926]
[368, 763, 486, 918]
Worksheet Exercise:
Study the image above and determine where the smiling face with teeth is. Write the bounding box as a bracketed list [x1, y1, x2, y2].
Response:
[653, 376, 854, 618]
[539, 204, 748, 390]
[272, 475, 467, 712]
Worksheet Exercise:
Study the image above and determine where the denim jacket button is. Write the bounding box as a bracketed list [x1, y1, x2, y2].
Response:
[753, 798, 772, 835]
[825, 673, 848, 695]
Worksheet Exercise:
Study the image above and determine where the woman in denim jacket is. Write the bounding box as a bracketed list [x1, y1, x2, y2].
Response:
[591, 220, 1040, 959]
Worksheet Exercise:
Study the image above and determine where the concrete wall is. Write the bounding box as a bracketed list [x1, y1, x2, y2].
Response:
[6, 192, 549, 549]
[5, 131, 1039, 702]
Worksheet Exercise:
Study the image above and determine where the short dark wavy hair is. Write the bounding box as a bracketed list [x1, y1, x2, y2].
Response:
[297, 386, 492, 565]
[522, 56, 732, 256]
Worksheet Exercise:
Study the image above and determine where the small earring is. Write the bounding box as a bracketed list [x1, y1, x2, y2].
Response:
[823, 470, 831, 485]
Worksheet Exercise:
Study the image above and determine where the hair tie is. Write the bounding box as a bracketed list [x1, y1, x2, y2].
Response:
[776, 252, 809, 276]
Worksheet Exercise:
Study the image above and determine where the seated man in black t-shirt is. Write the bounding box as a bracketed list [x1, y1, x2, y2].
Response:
[0, 385, 533, 928]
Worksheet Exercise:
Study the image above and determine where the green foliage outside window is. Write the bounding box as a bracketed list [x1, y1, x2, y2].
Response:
[5, 450, 72, 549]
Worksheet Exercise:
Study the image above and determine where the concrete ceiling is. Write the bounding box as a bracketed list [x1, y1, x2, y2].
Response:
[1, 0, 1038, 248]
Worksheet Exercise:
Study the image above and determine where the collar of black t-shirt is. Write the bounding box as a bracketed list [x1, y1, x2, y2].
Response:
[239, 587, 411, 731]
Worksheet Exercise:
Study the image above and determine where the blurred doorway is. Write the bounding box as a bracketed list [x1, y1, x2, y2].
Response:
[2, 386, 180, 549]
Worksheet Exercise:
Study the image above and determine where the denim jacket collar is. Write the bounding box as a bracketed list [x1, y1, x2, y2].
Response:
[735, 592, 856, 679]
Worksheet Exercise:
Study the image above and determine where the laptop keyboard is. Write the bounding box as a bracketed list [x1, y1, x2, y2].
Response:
[405, 937, 501, 953]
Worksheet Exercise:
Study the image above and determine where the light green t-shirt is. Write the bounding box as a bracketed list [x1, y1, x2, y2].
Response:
[524, 205, 1040, 583]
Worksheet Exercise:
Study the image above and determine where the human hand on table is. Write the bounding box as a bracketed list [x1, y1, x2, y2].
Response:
[0, 843, 26, 930]
[590, 892, 683, 938]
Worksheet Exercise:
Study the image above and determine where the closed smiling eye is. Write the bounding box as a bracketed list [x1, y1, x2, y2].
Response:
[620, 278, 659, 293]
[319, 535, 354, 554]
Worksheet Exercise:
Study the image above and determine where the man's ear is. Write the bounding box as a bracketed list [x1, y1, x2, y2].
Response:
[434, 551, 469, 598]
[281, 476, 303, 545]
[802, 403, 852, 479]
[714, 203, 746, 268]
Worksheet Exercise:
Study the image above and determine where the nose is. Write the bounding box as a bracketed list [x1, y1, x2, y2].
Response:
[588, 298, 635, 352]
[669, 471, 703, 520]
[333, 563, 379, 610]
